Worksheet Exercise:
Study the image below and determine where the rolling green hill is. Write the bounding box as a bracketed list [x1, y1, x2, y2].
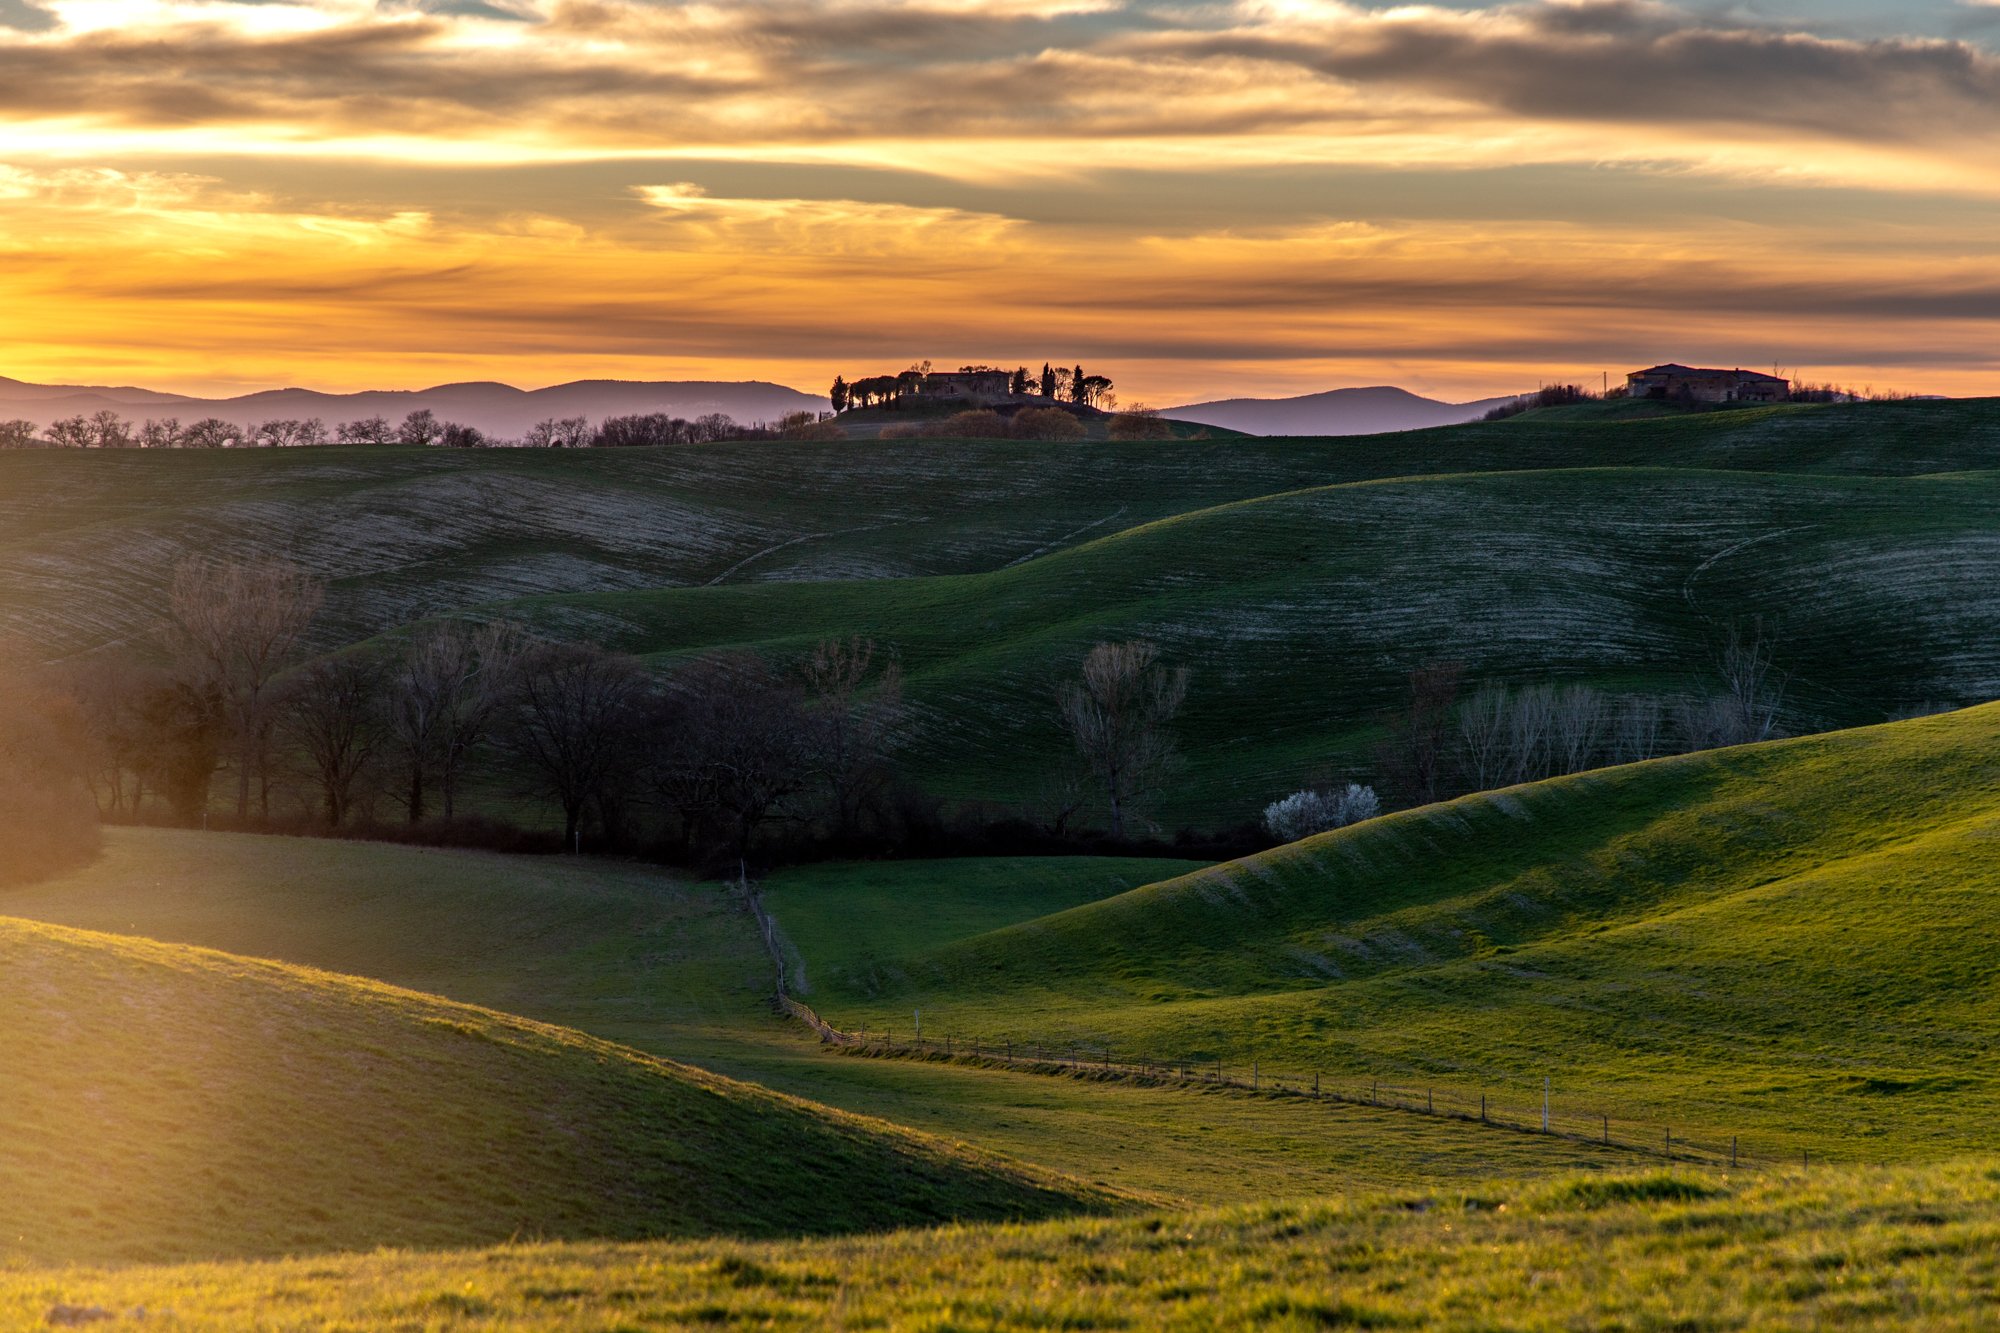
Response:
[0, 913, 1114, 1265]
[479, 467, 2000, 822]
[3, 831, 1636, 1209]
[2, 396, 1993, 660]
[773, 705, 2000, 1160]
[9, 1160, 2000, 1329]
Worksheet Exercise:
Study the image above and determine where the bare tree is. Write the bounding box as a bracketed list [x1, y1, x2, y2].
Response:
[1551, 684, 1607, 774]
[166, 558, 326, 819]
[1714, 617, 1786, 743]
[44, 416, 92, 448]
[1672, 693, 1738, 753]
[437, 622, 527, 818]
[1456, 684, 1511, 791]
[279, 654, 388, 826]
[1612, 695, 1666, 764]
[800, 636, 904, 839]
[139, 418, 184, 449]
[649, 655, 813, 863]
[525, 417, 592, 448]
[1380, 661, 1464, 805]
[88, 410, 133, 448]
[1505, 682, 1556, 783]
[182, 418, 239, 448]
[0, 419, 38, 449]
[337, 416, 394, 445]
[397, 410, 444, 447]
[1056, 640, 1189, 839]
[498, 639, 650, 848]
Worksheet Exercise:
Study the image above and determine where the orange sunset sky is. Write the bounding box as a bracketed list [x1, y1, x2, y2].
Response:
[3, 0, 1999, 403]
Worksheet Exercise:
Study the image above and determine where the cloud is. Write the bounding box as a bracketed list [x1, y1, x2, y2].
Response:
[0, 0, 57, 30]
[0, 0, 1996, 187]
[4, 1, 2000, 400]
[1154, 1, 2000, 146]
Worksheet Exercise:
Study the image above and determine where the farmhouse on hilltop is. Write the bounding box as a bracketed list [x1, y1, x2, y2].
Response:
[907, 369, 1012, 403]
[1627, 364, 1790, 404]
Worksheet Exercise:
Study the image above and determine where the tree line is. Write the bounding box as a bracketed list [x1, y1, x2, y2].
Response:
[0, 408, 837, 452]
[831, 363, 1115, 412]
[34, 561, 1217, 868]
[22, 554, 1812, 871]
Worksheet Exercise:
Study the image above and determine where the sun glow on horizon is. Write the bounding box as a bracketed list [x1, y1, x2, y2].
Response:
[2, 0, 1997, 400]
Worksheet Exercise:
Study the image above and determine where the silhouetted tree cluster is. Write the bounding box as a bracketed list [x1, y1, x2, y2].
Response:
[587, 413, 743, 447]
[827, 361, 1115, 412]
[61, 563, 915, 866]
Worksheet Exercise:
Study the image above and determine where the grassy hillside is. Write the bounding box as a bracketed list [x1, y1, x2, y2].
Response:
[1, 396, 1993, 658]
[11, 1161, 2000, 1329]
[775, 705, 2000, 1160]
[0, 913, 1114, 1265]
[482, 467, 2000, 822]
[5, 831, 1636, 1206]
[760, 857, 1210, 995]
[3, 829, 772, 1055]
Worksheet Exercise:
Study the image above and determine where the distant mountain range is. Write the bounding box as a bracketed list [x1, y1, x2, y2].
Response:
[0, 376, 828, 438]
[1166, 386, 1521, 436]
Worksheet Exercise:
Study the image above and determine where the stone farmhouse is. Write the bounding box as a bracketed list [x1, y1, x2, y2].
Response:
[1627, 365, 1790, 404]
[904, 369, 1013, 403]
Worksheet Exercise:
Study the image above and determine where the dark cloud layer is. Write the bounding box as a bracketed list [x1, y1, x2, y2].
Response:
[3, 0, 1999, 153]
[1158, 1, 2000, 145]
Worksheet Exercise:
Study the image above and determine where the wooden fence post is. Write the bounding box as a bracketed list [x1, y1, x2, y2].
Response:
[1602, 1115, 1609, 1144]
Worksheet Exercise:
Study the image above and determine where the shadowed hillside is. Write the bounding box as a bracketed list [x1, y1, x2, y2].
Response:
[2, 397, 1994, 659]
[0, 916, 1114, 1265]
[476, 467, 2000, 820]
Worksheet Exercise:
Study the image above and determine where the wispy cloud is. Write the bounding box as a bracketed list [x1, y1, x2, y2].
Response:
[1, 1, 1997, 398]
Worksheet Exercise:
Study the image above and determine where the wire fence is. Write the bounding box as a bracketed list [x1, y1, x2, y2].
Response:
[743, 878, 1789, 1173]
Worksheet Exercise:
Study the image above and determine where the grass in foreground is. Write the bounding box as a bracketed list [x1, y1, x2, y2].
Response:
[0, 915, 1113, 1265]
[778, 706, 2000, 1162]
[5, 832, 1633, 1208]
[9, 1160, 2000, 1329]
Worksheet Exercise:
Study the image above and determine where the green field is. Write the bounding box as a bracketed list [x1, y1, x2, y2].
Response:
[0, 913, 1113, 1266]
[7, 402, 1996, 832]
[759, 857, 1210, 995]
[475, 467, 2000, 822]
[772, 705, 2000, 1163]
[3, 396, 1994, 662]
[9, 1160, 2000, 1330]
[5, 399, 2000, 1312]
[2, 832, 1639, 1218]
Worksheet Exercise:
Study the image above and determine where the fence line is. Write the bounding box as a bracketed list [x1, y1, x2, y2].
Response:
[740, 878, 1774, 1172]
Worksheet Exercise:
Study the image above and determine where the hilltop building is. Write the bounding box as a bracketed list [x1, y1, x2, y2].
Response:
[907, 369, 1012, 403]
[1627, 365, 1790, 404]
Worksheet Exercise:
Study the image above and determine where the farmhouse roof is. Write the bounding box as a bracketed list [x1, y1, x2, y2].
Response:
[1632, 364, 1788, 383]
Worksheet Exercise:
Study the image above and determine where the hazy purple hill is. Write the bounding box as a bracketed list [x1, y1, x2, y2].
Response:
[0, 377, 827, 438]
[1165, 385, 1521, 437]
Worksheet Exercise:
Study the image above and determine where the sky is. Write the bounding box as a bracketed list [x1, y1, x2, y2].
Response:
[3, 0, 1999, 404]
